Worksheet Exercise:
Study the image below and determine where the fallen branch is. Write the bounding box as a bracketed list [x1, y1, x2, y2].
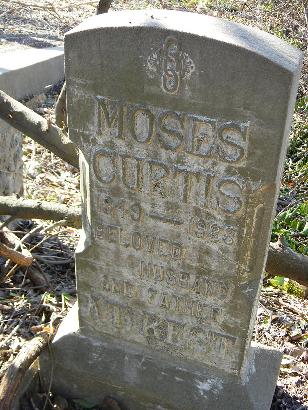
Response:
[1, 227, 23, 249]
[0, 241, 33, 267]
[0, 229, 33, 267]
[0, 332, 50, 410]
[1, 1, 113, 169]
[0, 196, 307, 286]
[0, 90, 79, 169]
[0, 196, 81, 228]
[266, 237, 308, 287]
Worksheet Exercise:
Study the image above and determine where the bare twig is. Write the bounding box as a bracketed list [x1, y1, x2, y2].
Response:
[27, 227, 66, 257]
[19, 223, 45, 246]
[2, 263, 19, 282]
[33, 254, 73, 265]
[0, 242, 33, 266]
[0, 229, 33, 269]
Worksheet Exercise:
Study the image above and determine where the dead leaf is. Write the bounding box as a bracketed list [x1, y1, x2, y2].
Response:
[299, 350, 308, 363]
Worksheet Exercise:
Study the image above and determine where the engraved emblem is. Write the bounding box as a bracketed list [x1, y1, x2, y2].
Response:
[146, 36, 195, 95]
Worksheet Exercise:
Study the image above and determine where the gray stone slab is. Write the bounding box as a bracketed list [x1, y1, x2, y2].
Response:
[0, 46, 64, 195]
[40, 9, 302, 409]
[0, 46, 64, 99]
[40, 303, 282, 410]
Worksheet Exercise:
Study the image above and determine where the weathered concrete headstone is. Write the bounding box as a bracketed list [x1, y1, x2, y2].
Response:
[41, 10, 302, 409]
[0, 124, 23, 195]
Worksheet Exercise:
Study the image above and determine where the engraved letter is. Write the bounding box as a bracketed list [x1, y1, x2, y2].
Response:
[190, 116, 215, 157]
[149, 161, 170, 197]
[157, 111, 184, 151]
[129, 202, 143, 222]
[130, 107, 155, 143]
[217, 123, 247, 163]
[131, 232, 142, 250]
[97, 96, 124, 139]
[121, 156, 143, 190]
[93, 148, 116, 184]
[216, 178, 244, 214]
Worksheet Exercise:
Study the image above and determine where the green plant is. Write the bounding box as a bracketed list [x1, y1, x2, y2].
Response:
[272, 202, 308, 255]
[268, 276, 305, 298]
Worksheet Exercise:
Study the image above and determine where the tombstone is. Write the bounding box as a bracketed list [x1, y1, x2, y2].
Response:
[0, 124, 23, 195]
[40, 10, 302, 410]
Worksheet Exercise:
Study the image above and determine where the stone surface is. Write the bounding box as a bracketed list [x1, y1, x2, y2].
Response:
[41, 9, 302, 409]
[0, 46, 64, 195]
[40, 304, 282, 410]
[0, 122, 23, 195]
[0, 46, 64, 98]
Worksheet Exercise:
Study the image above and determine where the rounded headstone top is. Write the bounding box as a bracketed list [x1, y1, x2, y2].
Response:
[66, 9, 302, 73]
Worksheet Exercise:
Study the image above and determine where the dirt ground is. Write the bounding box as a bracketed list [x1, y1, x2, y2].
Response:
[0, 1, 307, 409]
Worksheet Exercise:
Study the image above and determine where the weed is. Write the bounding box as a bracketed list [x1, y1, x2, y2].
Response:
[268, 276, 305, 298]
